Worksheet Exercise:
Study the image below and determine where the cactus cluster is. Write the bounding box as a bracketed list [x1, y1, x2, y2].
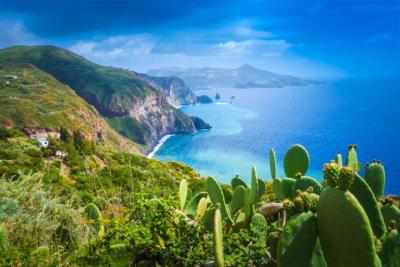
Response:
[270, 144, 394, 267]
[176, 144, 397, 266]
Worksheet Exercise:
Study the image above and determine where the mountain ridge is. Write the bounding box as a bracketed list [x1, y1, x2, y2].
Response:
[0, 45, 209, 149]
[148, 64, 318, 89]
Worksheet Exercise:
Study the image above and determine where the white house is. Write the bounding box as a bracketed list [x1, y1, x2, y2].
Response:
[37, 138, 49, 148]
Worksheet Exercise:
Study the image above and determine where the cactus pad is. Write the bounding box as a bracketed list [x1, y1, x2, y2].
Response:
[214, 205, 224, 267]
[284, 144, 310, 178]
[269, 148, 277, 179]
[206, 177, 232, 224]
[349, 173, 386, 238]
[365, 162, 386, 199]
[292, 176, 322, 195]
[185, 192, 208, 216]
[317, 187, 380, 267]
[277, 211, 318, 267]
[179, 179, 188, 210]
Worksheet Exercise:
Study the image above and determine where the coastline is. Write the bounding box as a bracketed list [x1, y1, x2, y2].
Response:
[147, 134, 174, 159]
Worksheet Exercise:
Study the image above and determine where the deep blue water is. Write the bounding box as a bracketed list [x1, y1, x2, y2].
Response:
[154, 78, 400, 194]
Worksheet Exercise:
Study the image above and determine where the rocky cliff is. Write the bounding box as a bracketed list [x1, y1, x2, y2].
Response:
[0, 45, 210, 150]
[135, 72, 196, 106]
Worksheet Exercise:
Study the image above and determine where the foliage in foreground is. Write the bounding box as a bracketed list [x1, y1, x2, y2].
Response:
[0, 126, 399, 266]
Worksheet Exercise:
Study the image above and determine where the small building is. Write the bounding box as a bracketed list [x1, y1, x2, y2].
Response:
[37, 138, 49, 148]
[55, 150, 68, 158]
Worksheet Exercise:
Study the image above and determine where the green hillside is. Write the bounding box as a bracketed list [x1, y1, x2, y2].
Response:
[0, 63, 140, 154]
[0, 46, 200, 147]
[0, 45, 155, 116]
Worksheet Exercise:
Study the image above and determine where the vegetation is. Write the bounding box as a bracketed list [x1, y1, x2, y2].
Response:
[0, 126, 399, 266]
[0, 46, 201, 147]
[0, 63, 140, 153]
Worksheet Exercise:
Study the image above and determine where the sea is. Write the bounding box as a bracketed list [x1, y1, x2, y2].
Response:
[151, 78, 400, 195]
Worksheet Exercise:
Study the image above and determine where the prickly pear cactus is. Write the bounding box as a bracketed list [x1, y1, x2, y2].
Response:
[317, 165, 380, 267]
[281, 178, 296, 199]
[228, 185, 245, 216]
[283, 144, 310, 178]
[380, 202, 400, 228]
[179, 179, 188, 210]
[84, 203, 104, 237]
[292, 176, 322, 195]
[203, 206, 216, 232]
[349, 173, 386, 238]
[335, 152, 343, 167]
[258, 179, 265, 199]
[206, 177, 233, 224]
[346, 144, 360, 172]
[273, 178, 285, 201]
[214, 204, 224, 267]
[231, 175, 247, 189]
[197, 197, 208, 218]
[251, 213, 268, 231]
[365, 161, 386, 199]
[378, 229, 400, 267]
[277, 212, 320, 267]
[248, 166, 259, 205]
[269, 148, 277, 179]
[185, 192, 208, 216]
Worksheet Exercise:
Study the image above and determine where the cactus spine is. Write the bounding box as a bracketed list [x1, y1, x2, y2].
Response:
[179, 179, 188, 210]
[214, 204, 224, 267]
[317, 163, 380, 267]
[365, 161, 386, 199]
[283, 144, 310, 178]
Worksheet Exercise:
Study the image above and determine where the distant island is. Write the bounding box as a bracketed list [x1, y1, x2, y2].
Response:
[148, 64, 319, 89]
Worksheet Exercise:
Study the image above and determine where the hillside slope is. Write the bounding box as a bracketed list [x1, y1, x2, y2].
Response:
[148, 64, 317, 89]
[0, 63, 140, 153]
[0, 46, 206, 147]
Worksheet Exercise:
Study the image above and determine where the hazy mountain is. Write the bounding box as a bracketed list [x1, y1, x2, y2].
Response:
[148, 64, 317, 89]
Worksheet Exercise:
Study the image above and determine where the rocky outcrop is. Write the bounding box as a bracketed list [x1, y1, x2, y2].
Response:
[196, 95, 213, 104]
[135, 72, 196, 106]
[127, 92, 196, 145]
[190, 116, 212, 130]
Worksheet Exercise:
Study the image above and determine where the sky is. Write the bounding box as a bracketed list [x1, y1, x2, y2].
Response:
[0, 0, 399, 79]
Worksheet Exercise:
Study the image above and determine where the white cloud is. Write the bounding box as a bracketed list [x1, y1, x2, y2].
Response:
[217, 39, 291, 56]
[67, 25, 338, 79]
[0, 20, 41, 48]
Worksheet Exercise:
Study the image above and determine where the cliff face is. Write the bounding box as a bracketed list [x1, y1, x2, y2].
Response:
[0, 45, 209, 151]
[135, 73, 196, 106]
[0, 63, 141, 154]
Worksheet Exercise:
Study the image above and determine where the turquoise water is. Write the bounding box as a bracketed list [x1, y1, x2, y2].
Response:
[154, 78, 400, 194]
